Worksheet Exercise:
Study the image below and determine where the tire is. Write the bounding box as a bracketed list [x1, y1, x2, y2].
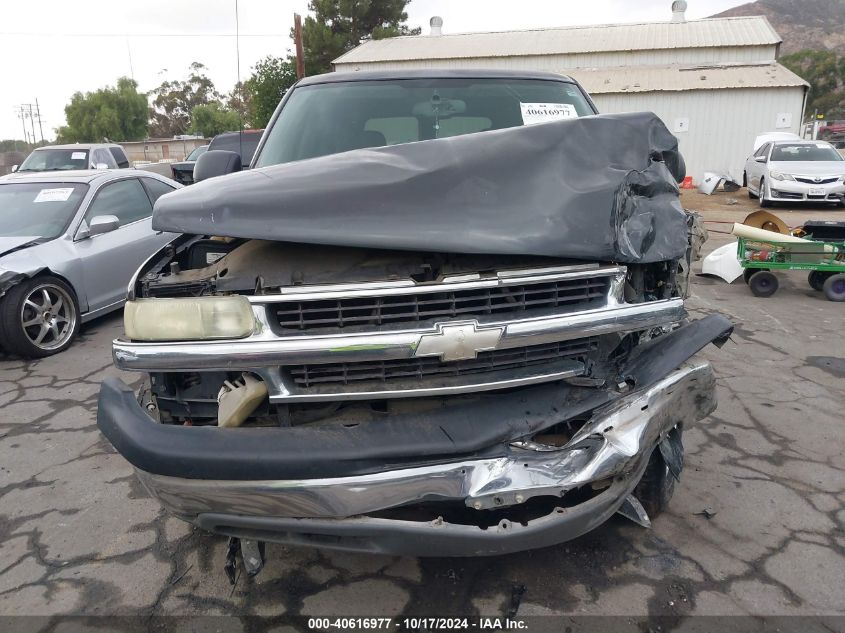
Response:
[743, 268, 759, 284]
[749, 270, 779, 297]
[744, 268, 768, 284]
[634, 427, 682, 518]
[0, 276, 80, 358]
[758, 178, 771, 207]
[823, 273, 845, 302]
[808, 271, 831, 292]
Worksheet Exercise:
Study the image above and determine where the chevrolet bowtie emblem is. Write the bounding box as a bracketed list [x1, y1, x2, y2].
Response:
[414, 321, 504, 362]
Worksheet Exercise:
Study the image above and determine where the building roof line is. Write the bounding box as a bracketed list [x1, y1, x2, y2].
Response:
[333, 16, 782, 64]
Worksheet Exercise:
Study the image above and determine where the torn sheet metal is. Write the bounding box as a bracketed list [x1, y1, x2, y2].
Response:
[701, 241, 743, 283]
[152, 112, 688, 264]
[699, 171, 741, 195]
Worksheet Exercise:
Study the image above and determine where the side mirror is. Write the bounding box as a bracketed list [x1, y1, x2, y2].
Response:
[87, 215, 120, 237]
[94, 163, 110, 170]
[194, 150, 242, 183]
[11, 164, 18, 173]
[754, 155, 767, 163]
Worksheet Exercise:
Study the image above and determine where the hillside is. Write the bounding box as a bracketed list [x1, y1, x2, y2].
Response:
[713, 0, 845, 55]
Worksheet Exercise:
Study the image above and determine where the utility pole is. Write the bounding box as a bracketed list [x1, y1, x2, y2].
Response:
[34, 99, 45, 143]
[294, 13, 305, 79]
[27, 105, 36, 144]
[15, 106, 29, 145]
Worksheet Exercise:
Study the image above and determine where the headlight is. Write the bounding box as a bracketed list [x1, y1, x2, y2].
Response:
[769, 171, 794, 181]
[124, 296, 256, 341]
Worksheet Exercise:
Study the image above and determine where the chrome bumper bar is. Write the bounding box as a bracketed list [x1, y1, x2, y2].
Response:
[113, 298, 685, 402]
[136, 362, 716, 520]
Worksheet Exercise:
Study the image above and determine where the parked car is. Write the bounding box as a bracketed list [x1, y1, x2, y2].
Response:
[0, 170, 179, 357]
[98, 70, 731, 561]
[818, 120, 845, 138]
[170, 144, 209, 186]
[207, 130, 263, 167]
[13, 143, 131, 173]
[743, 139, 845, 207]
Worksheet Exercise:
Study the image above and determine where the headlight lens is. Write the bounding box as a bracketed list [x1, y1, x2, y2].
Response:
[769, 171, 794, 181]
[124, 296, 255, 341]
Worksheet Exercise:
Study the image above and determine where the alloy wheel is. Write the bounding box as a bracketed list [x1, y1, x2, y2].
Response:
[19, 284, 77, 351]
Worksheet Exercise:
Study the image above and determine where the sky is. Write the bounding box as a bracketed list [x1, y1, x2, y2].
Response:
[1, 0, 752, 140]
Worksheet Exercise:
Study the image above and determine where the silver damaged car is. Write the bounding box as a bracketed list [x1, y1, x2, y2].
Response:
[0, 170, 179, 357]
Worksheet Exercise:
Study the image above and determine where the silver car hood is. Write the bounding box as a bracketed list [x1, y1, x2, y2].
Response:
[769, 161, 845, 176]
[0, 236, 40, 259]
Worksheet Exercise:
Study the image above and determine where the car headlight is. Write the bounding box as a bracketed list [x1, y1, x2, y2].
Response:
[769, 171, 794, 181]
[124, 296, 256, 341]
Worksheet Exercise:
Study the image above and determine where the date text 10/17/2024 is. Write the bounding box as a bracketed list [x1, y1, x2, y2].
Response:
[307, 618, 528, 630]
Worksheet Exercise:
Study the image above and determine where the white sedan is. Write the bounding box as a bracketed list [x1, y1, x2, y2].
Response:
[743, 140, 845, 207]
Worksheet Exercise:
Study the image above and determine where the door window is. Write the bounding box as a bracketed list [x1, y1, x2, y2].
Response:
[141, 177, 177, 205]
[109, 147, 131, 168]
[92, 148, 117, 169]
[84, 178, 153, 227]
[754, 143, 770, 159]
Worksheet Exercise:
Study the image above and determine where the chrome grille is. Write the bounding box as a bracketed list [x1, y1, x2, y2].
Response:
[795, 177, 839, 184]
[288, 338, 598, 388]
[273, 277, 611, 331]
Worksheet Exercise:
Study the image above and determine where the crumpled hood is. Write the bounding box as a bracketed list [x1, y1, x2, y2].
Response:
[152, 111, 688, 264]
[0, 236, 39, 259]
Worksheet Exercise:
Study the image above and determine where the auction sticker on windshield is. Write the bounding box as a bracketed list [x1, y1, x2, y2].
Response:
[521, 103, 578, 126]
[34, 188, 75, 203]
[71, 151, 86, 160]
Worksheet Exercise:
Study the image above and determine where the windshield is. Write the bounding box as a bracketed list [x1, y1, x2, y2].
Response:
[19, 149, 90, 171]
[255, 78, 595, 167]
[0, 183, 88, 239]
[771, 143, 843, 162]
[186, 145, 208, 161]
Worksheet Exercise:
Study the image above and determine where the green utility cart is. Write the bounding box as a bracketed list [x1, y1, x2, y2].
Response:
[738, 237, 845, 301]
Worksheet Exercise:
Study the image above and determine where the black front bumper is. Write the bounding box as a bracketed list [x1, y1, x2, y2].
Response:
[97, 315, 732, 555]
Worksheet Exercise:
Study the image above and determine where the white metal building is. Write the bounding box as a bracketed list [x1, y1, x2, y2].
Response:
[333, 5, 808, 182]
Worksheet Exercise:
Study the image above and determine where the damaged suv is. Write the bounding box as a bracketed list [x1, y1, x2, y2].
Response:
[98, 70, 732, 557]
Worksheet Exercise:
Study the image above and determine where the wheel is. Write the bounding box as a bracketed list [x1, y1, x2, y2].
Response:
[749, 270, 779, 297]
[743, 172, 753, 198]
[743, 268, 768, 284]
[758, 178, 771, 207]
[823, 273, 845, 302]
[0, 276, 80, 358]
[808, 271, 831, 291]
[634, 427, 683, 518]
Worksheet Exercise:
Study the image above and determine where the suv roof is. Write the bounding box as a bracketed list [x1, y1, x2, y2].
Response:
[32, 143, 124, 151]
[299, 68, 577, 87]
[0, 169, 172, 185]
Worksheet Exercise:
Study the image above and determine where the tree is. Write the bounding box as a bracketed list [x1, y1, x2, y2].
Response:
[243, 56, 298, 128]
[782, 49, 845, 120]
[301, 0, 420, 75]
[56, 78, 148, 143]
[149, 62, 219, 137]
[226, 81, 251, 125]
[189, 102, 242, 137]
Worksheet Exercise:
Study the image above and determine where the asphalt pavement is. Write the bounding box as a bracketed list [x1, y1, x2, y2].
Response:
[1, 195, 843, 621]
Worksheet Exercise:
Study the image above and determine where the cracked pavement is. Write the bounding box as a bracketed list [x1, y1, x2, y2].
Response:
[1, 195, 843, 620]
